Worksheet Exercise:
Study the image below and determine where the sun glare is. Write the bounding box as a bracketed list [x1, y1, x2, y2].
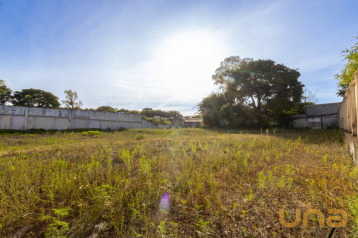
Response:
[146, 30, 228, 96]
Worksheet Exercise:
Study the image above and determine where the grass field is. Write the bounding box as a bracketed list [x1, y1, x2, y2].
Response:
[0, 128, 357, 237]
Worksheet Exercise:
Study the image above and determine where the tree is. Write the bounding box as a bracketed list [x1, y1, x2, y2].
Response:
[117, 108, 141, 114]
[335, 35, 358, 96]
[62, 89, 83, 110]
[11, 88, 60, 108]
[140, 109, 183, 118]
[0, 80, 12, 105]
[197, 93, 228, 127]
[202, 56, 304, 127]
[96, 106, 117, 113]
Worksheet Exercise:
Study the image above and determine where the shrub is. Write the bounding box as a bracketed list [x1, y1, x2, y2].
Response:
[135, 133, 144, 140]
[81, 131, 101, 137]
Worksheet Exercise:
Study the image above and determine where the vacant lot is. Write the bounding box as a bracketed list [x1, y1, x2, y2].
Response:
[0, 128, 357, 237]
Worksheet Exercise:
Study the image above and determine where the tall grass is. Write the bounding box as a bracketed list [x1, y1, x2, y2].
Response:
[0, 128, 356, 237]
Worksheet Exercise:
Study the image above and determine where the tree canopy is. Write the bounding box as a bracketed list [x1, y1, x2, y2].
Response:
[0, 80, 12, 105]
[140, 109, 182, 118]
[198, 57, 304, 128]
[62, 89, 83, 110]
[335, 35, 358, 96]
[11, 88, 60, 108]
[96, 106, 117, 113]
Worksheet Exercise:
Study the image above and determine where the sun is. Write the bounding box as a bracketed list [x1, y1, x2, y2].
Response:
[146, 29, 229, 96]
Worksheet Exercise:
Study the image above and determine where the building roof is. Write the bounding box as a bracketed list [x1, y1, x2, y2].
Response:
[184, 119, 202, 123]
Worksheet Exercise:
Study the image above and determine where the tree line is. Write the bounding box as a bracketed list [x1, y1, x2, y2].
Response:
[0, 82, 182, 119]
[0, 83, 83, 110]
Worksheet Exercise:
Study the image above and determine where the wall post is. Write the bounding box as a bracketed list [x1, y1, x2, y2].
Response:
[356, 72, 358, 136]
[24, 107, 29, 130]
[53, 117, 56, 130]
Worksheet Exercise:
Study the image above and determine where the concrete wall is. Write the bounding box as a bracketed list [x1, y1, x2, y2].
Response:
[0, 105, 157, 130]
[293, 118, 308, 128]
[306, 103, 341, 116]
[339, 69, 358, 136]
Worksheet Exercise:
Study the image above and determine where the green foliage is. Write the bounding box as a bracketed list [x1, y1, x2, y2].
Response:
[198, 56, 304, 128]
[143, 117, 171, 125]
[96, 106, 117, 112]
[335, 35, 358, 96]
[135, 133, 144, 140]
[11, 88, 60, 108]
[81, 131, 102, 137]
[141, 109, 182, 118]
[62, 89, 82, 110]
[40, 207, 71, 238]
[117, 108, 141, 114]
[0, 80, 12, 105]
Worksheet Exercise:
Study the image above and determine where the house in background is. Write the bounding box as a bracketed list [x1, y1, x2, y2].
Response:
[167, 117, 184, 127]
[291, 102, 341, 129]
[183, 118, 202, 128]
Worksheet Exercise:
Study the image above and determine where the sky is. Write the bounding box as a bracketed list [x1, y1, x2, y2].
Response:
[0, 0, 357, 115]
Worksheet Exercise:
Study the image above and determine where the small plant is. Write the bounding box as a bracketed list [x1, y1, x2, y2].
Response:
[277, 176, 285, 189]
[245, 189, 254, 201]
[195, 218, 211, 238]
[267, 171, 275, 187]
[257, 171, 266, 189]
[157, 220, 167, 238]
[136, 133, 144, 140]
[40, 207, 71, 238]
[287, 178, 293, 190]
[242, 210, 247, 217]
[81, 131, 101, 137]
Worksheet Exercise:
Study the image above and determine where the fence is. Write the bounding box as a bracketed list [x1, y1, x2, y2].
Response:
[338, 69, 358, 136]
[0, 106, 157, 130]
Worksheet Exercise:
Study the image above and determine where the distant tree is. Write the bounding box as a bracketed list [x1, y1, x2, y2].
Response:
[96, 106, 117, 113]
[0, 80, 12, 105]
[117, 108, 141, 114]
[336, 35, 358, 96]
[11, 88, 60, 108]
[62, 89, 83, 110]
[141, 109, 182, 118]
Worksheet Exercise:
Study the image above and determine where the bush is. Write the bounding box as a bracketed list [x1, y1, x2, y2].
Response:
[135, 133, 144, 140]
[81, 131, 102, 137]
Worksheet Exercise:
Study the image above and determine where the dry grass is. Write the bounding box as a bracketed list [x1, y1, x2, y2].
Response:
[0, 128, 357, 237]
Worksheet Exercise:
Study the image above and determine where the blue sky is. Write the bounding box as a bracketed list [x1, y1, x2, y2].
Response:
[1, 0, 357, 115]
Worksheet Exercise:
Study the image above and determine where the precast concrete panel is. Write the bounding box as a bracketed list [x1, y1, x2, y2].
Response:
[100, 120, 112, 129]
[27, 116, 35, 129]
[72, 110, 89, 119]
[89, 120, 100, 129]
[0, 115, 11, 129]
[74, 119, 87, 129]
[12, 116, 25, 130]
[35, 117, 54, 130]
[322, 116, 338, 129]
[0, 106, 150, 131]
[54, 118, 69, 130]
[293, 118, 308, 128]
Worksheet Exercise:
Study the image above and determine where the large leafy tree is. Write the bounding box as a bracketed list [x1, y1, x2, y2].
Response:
[62, 89, 83, 110]
[0, 80, 12, 105]
[11, 88, 60, 108]
[336, 35, 358, 96]
[201, 56, 304, 127]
